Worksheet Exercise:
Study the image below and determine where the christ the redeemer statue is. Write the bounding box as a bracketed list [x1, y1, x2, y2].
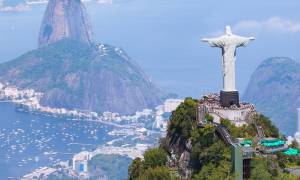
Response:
[203, 26, 255, 107]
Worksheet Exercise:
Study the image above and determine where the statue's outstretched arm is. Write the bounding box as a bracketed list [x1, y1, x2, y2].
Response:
[202, 37, 224, 47]
[236, 36, 255, 47]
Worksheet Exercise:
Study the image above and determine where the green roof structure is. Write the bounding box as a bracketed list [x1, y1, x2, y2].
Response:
[261, 139, 285, 147]
[240, 140, 252, 147]
[284, 148, 300, 156]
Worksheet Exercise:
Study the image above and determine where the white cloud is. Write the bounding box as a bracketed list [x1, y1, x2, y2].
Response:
[233, 17, 300, 33]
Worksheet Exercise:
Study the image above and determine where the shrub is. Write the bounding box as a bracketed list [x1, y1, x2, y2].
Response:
[143, 148, 168, 169]
[138, 166, 178, 180]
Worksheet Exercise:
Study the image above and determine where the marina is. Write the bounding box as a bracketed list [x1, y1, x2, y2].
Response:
[0, 102, 114, 178]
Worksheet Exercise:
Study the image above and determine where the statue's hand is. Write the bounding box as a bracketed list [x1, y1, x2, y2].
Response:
[202, 38, 210, 42]
[249, 37, 255, 41]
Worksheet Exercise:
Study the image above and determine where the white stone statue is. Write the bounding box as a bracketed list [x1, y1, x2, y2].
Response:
[202, 26, 255, 92]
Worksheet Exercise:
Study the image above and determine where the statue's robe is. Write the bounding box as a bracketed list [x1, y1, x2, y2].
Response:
[205, 35, 252, 92]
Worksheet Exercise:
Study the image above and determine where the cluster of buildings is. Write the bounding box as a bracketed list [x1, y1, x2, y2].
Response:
[0, 83, 41, 101]
[71, 151, 91, 177]
[21, 167, 57, 180]
[22, 151, 91, 179]
[102, 108, 153, 122]
[153, 99, 184, 129]
[289, 108, 300, 145]
[0, 82, 183, 131]
[22, 143, 151, 179]
[96, 0, 113, 4]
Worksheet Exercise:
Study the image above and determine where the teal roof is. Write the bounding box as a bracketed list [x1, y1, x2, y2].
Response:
[261, 139, 285, 147]
[284, 148, 299, 156]
[240, 140, 252, 146]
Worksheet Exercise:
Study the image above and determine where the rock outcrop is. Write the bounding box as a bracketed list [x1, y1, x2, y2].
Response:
[38, 0, 93, 47]
[243, 57, 300, 134]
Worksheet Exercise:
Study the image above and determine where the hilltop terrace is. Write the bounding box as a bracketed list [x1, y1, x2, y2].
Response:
[199, 93, 255, 111]
[198, 93, 256, 127]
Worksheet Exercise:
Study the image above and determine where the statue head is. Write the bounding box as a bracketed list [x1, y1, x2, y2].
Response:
[225, 26, 233, 36]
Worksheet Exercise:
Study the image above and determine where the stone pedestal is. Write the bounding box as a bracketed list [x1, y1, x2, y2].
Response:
[220, 91, 240, 108]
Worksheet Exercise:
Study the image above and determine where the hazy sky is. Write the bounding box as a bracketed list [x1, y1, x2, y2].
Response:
[0, 0, 299, 97]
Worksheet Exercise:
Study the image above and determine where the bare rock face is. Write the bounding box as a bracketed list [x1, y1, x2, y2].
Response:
[163, 135, 193, 179]
[38, 0, 93, 47]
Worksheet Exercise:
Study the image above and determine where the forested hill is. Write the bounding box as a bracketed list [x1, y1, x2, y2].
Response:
[127, 98, 298, 180]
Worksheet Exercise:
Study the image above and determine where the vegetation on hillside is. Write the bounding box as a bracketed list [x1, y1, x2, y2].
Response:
[128, 148, 177, 180]
[167, 97, 198, 145]
[128, 97, 299, 179]
[249, 157, 297, 180]
[220, 118, 256, 140]
[129, 98, 236, 179]
[256, 114, 279, 138]
[88, 154, 132, 180]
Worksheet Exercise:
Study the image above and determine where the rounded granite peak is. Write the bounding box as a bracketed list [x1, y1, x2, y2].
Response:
[259, 57, 296, 67]
[38, 0, 93, 47]
[243, 56, 300, 134]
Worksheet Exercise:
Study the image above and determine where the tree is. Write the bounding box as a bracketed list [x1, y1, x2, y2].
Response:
[128, 158, 144, 180]
[143, 148, 167, 169]
[138, 166, 178, 180]
[290, 140, 299, 149]
[167, 98, 198, 144]
[277, 173, 298, 180]
[193, 161, 233, 180]
[205, 113, 214, 123]
[197, 140, 229, 167]
[249, 160, 272, 180]
[190, 124, 216, 147]
[220, 118, 256, 139]
[256, 115, 279, 138]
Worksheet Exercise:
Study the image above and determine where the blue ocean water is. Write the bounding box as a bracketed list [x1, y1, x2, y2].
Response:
[0, 102, 114, 178]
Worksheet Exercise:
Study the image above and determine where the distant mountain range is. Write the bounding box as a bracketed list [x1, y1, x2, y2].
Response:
[0, 0, 164, 115]
[243, 57, 300, 135]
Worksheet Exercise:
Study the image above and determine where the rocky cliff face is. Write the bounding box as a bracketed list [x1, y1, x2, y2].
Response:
[38, 0, 93, 47]
[0, 39, 163, 114]
[243, 57, 300, 134]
